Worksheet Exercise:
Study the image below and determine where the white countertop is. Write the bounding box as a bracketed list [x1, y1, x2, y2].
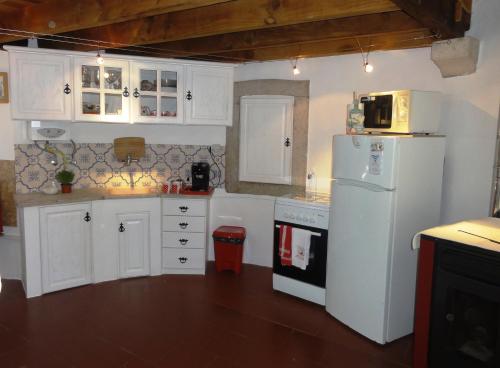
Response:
[412, 217, 500, 252]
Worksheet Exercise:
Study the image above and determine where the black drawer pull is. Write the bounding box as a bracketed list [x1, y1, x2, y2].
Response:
[178, 257, 188, 264]
[179, 222, 188, 229]
[179, 206, 189, 213]
[179, 239, 189, 245]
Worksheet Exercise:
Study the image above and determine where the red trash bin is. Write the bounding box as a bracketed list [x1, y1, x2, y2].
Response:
[213, 226, 246, 274]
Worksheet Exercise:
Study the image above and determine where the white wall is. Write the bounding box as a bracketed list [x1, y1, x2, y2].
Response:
[208, 190, 275, 267]
[235, 0, 500, 224]
[439, 0, 500, 223]
[14, 120, 226, 145]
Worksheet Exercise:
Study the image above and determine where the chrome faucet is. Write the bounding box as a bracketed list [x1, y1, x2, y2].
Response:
[125, 154, 139, 189]
[126, 154, 138, 166]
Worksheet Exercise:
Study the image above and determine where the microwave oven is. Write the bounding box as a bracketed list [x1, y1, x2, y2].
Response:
[359, 90, 442, 134]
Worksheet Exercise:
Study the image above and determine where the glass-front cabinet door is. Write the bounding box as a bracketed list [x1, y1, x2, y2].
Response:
[74, 58, 130, 122]
[130, 62, 183, 124]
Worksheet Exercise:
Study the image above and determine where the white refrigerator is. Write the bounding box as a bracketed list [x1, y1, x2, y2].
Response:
[325, 134, 445, 344]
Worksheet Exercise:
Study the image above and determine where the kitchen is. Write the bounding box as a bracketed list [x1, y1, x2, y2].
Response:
[0, 0, 499, 367]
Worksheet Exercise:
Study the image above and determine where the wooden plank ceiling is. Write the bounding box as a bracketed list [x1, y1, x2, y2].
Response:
[0, 0, 472, 63]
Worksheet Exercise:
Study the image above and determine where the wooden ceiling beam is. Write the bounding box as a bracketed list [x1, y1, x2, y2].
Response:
[0, 0, 234, 43]
[115, 11, 423, 59]
[389, 0, 470, 38]
[41, 0, 399, 52]
[194, 30, 433, 62]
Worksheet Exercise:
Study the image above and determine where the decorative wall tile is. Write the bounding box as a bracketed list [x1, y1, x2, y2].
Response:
[15, 143, 225, 193]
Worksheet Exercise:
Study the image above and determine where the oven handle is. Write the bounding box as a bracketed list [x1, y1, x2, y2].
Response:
[275, 224, 321, 238]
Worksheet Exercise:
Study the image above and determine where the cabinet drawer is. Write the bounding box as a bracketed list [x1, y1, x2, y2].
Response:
[162, 232, 206, 249]
[163, 216, 206, 232]
[163, 198, 207, 216]
[162, 248, 205, 269]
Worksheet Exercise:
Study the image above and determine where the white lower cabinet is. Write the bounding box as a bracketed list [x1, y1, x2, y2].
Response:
[92, 198, 161, 283]
[162, 198, 208, 274]
[19, 195, 212, 298]
[39, 203, 92, 293]
[118, 212, 151, 278]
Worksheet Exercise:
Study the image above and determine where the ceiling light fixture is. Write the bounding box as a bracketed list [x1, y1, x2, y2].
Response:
[96, 51, 104, 65]
[292, 58, 301, 75]
[356, 38, 374, 73]
[364, 61, 374, 73]
[96, 42, 104, 65]
[27, 34, 38, 48]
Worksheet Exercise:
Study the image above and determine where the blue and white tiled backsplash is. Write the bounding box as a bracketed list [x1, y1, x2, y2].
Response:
[15, 143, 225, 193]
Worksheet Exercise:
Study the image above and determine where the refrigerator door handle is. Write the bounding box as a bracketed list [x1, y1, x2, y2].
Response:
[333, 178, 396, 192]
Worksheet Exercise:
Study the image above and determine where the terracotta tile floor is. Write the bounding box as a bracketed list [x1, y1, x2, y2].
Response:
[0, 263, 413, 367]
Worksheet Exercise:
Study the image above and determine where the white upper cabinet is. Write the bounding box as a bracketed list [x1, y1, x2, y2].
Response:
[39, 203, 92, 293]
[9, 51, 73, 121]
[6, 46, 234, 125]
[130, 62, 184, 124]
[239, 95, 294, 185]
[184, 65, 233, 126]
[74, 57, 130, 123]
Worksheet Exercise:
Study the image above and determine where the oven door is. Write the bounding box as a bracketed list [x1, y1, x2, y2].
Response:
[273, 221, 328, 288]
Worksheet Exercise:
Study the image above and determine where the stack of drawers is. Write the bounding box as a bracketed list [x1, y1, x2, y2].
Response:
[162, 198, 208, 274]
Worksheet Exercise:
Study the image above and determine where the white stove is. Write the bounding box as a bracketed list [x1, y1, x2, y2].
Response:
[275, 193, 330, 229]
[273, 192, 330, 305]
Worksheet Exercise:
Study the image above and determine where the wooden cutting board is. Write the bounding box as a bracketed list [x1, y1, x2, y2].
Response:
[113, 137, 145, 161]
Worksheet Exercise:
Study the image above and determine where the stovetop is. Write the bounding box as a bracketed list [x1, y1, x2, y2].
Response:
[275, 192, 330, 229]
[276, 192, 331, 209]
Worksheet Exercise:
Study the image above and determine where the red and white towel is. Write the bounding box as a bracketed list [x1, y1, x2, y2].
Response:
[279, 225, 312, 270]
[279, 225, 292, 266]
[291, 228, 312, 270]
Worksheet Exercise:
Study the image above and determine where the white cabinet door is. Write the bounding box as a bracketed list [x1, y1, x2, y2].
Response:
[74, 57, 130, 122]
[39, 203, 92, 293]
[92, 198, 161, 283]
[239, 95, 294, 184]
[184, 65, 233, 126]
[118, 212, 150, 278]
[9, 51, 73, 120]
[130, 62, 183, 124]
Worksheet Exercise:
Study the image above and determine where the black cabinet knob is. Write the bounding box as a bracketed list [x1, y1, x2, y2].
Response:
[122, 87, 130, 97]
[133, 88, 140, 98]
[179, 206, 189, 213]
[178, 257, 188, 264]
[186, 90, 192, 100]
[119, 222, 125, 232]
[179, 239, 188, 245]
[179, 222, 188, 229]
[64, 84, 71, 95]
